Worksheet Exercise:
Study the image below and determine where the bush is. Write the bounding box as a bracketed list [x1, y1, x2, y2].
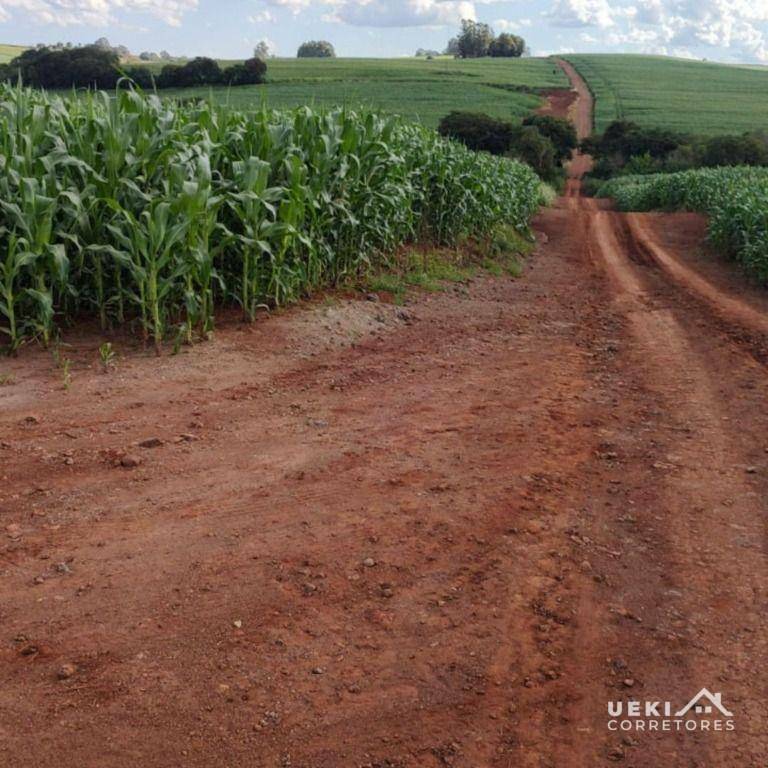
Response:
[702, 135, 768, 167]
[437, 110, 560, 183]
[158, 57, 223, 88]
[522, 114, 577, 165]
[223, 57, 267, 86]
[297, 41, 336, 58]
[437, 111, 515, 155]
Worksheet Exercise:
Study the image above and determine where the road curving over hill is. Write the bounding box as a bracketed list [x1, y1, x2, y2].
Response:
[0, 60, 766, 768]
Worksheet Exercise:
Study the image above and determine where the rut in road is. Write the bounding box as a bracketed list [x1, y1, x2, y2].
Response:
[0, 58, 767, 768]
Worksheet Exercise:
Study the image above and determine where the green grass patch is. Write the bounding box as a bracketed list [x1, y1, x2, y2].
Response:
[564, 54, 768, 135]
[364, 224, 532, 301]
[365, 249, 476, 301]
[481, 258, 504, 276]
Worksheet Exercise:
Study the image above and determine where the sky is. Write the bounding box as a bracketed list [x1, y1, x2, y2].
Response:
[3, 0, 768, 64]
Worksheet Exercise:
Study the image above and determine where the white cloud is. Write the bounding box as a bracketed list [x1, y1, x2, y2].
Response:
[547, 0, 768, 62]
[548, 0, 615, 29]
[337, 0, 476, 27]
[249, 8, 276, 23]
[493, 17, 531, 31]
[263, 0, 475, 27]
[259, 0, 310, 12]
[0, 0, 197, 26]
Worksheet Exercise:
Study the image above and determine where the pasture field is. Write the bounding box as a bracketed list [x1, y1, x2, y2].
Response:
[150, 56, 568, 127]
[565, 54, 768, 135]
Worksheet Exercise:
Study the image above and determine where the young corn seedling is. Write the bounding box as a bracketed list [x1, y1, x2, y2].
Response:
[99, 342, 116, 373]
[61, 357, 72, 391]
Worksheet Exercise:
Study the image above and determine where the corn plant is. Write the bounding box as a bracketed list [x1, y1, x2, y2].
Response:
[0, 81, 542, 354]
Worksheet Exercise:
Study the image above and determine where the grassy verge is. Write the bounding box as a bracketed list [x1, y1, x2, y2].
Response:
[363, 224, 534, 303]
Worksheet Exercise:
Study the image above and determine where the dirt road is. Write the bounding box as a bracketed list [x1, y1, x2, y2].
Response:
[1, 65, 767, 767]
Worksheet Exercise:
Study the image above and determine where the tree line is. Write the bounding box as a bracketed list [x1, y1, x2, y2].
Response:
[582, 120, 768, 180]
[0, 45, 267, 90]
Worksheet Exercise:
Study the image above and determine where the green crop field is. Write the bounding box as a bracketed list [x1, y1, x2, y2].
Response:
[155, 57, 568, 128]
[0, 44, 27, 63]
[564, 54, 768, 135]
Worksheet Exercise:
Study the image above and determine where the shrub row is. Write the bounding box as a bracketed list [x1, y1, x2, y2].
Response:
[0, 46, 266, 90]
[583, 120, 768, 179]
[437, 111, 577, 184]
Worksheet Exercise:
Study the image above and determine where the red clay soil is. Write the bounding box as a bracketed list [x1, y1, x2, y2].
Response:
[536, 88, 577, 121]
[1, 62, 768, 768]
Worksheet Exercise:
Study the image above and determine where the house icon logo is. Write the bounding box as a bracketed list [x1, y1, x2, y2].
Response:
[607, 686, 736, 733]
[675, 688, 733, 718]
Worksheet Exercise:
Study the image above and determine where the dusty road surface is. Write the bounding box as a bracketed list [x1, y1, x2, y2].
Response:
[2, 64, 768, 768]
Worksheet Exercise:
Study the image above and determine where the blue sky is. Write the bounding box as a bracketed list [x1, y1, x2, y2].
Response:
[3, 0, 768, 63]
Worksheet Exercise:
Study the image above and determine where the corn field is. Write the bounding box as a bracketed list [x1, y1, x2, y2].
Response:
[598, 167, 768, 282]
[0, 83, 542, 354]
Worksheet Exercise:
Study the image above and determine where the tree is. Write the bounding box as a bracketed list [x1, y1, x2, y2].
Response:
[508, 126, 558, 182]
[489, 33, 524, 58]
[702, 135, 768, 167]
[522, 115, 577, 165]
[437, 109, 560, 181]
[125, 66, 154, 89]
[297, 40, 336, 58]
[457, 19, 494, 59]
[445, 37, 461, 57]
[254, 41, 272, 61]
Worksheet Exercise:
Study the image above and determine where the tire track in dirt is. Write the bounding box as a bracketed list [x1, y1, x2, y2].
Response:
[528, 59, 768, 766]
[589, 208, 768, 766]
